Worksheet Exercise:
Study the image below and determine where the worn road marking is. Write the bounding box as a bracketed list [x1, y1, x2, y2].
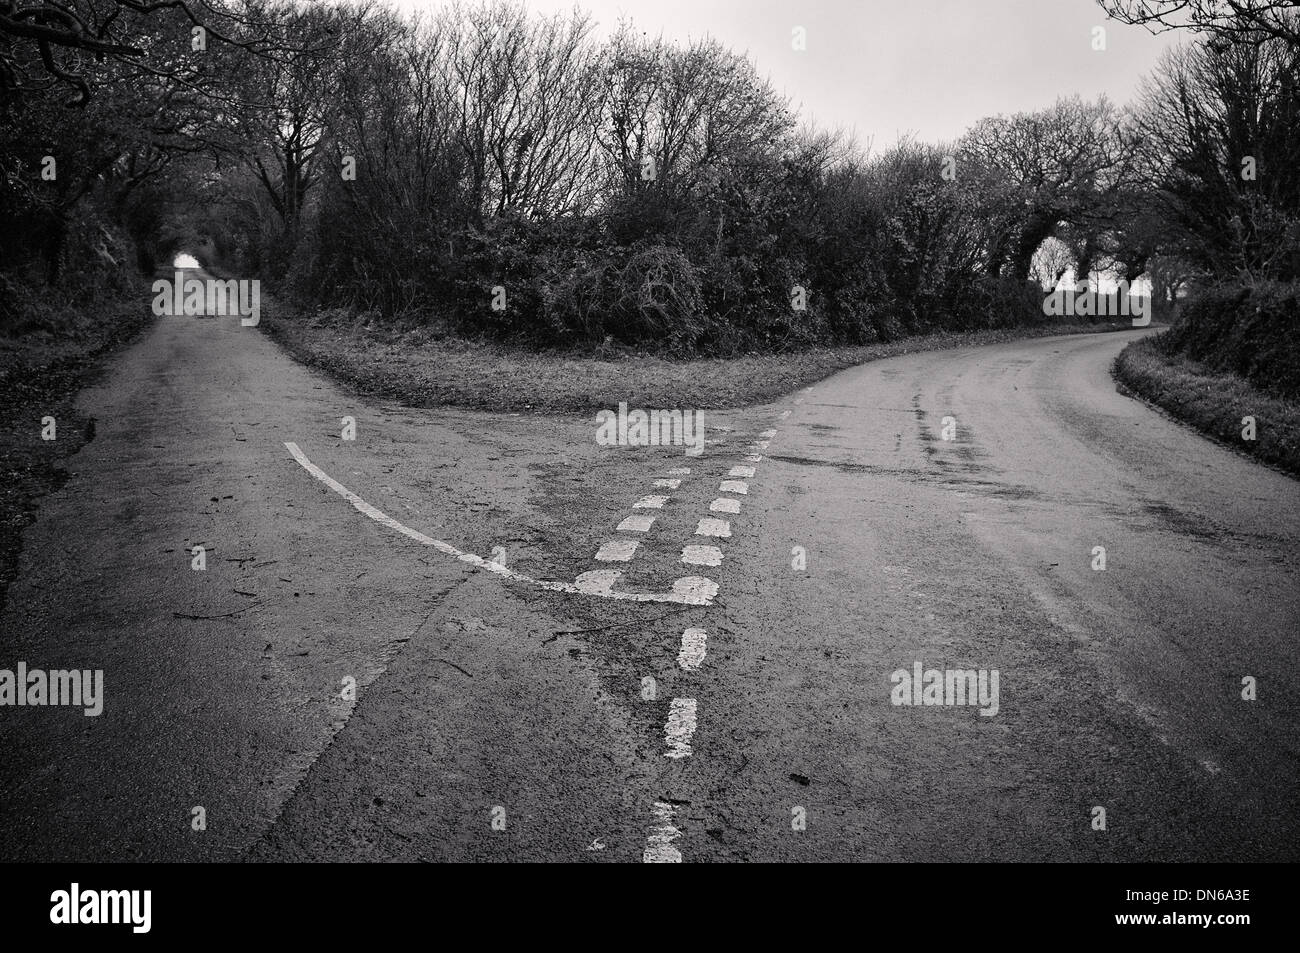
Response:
[643, 801, 683, 863]
[719, 480, 748, 495]
[634, 495, 669, 509]
[678, 628, 707, 670]
[780, 410, 791, 419]
[710, 498, 741, 514]
[617, 514, 656, 532]
[595, 539, 639, 562]
[682, 544, 723, 567]
[286, 442, 712, 604]
[760, 429, 777, 438]
[653, 479, 682, 489]
[664, 698, 698, 759]
[744, 454, 762, 463]
[695, 517, 731, 538]
[574, 569, 622, 593]
[671, 576, 719, 603]
[666, 467, 691, 475]
[728, 466, 755, 478]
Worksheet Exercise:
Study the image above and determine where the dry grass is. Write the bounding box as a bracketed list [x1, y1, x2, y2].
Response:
[1114, 334, 1300, 477]
[265, 309, 1137, 414]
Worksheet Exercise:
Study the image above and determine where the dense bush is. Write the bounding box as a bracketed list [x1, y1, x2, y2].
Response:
[0, 202, 140, 338]
[1156, 281, 1300, 401]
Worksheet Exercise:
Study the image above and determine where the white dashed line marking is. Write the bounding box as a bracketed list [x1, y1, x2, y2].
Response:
[595, 539, 639, 562]
[666, 467, 691, 475]
[287, 443, 712, 604]
[682, 545, 723, 567]
[634, 495, 669, 508]
[695, 517, 731, 538]
[643, 802, 683, 863]
[718, 480, 748, 495]
[653, 479, 682, 489]
[617, 514, 656, 532]
[672, 576, 719, 603]
[728, 466, 755, 478]
[574, 569, 621, 593]
[664, 698, 697, 759]
[710, 497, 741, 514]
[678, 628, 707, 670]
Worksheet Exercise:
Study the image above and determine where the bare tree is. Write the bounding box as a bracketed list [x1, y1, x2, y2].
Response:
[440, 2, 605, 220]
[595, 28, 794, 207]
[1137, 31, 1300, 279]
[959, 96, 1144, 280]
[1097, 1, 1300, 45]
[229, 1, 374, 258]
[1031, 236, 1075, 289]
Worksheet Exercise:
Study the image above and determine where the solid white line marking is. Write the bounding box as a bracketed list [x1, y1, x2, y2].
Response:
[710, 497, 741, 514]
[728, 466, 755, 478]
[695, 517, 731, 538]
[653, 479, 681, 489]
[617, 514, 656, 532]
[596, 539, 639, 562]
[664, 698, 697, 759]
[678, 628, 707, 670]
[643, 802, 683, 863]
[285, 443, 710, 604]
[634, 495, 669, 508]
[682, 545, 723, 567]
[719, 480, 748, 495]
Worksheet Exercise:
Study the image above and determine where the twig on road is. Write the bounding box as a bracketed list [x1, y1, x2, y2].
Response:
[432, 658, 473, 678]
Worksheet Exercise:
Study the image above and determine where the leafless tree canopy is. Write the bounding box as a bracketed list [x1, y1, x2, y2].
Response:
[1096, 0, 1300, 44]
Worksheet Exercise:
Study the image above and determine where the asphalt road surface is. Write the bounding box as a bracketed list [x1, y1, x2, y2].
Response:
[1, 298, 1296, 862]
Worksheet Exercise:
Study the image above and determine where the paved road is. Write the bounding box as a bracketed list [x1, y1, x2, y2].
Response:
[0, 298, 1295, 862]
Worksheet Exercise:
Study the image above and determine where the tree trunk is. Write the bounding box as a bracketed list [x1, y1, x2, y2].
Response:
[1074, 244, 1094, 289]
[1123, 256, 1148, 286]
[1010, 214, 1057, 282]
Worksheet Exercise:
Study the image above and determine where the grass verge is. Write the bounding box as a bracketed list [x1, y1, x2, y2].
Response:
[264, 309, 1139, 415]
[1114, 334, 1300, 477]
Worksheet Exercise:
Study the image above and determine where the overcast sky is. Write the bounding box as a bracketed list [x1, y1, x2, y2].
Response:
[391, 0, 1181, 147]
